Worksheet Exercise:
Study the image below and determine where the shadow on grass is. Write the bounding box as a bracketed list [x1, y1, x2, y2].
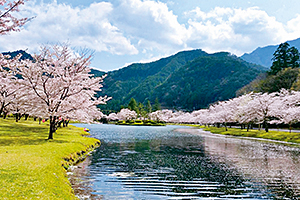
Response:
[0, 119, 69, 146]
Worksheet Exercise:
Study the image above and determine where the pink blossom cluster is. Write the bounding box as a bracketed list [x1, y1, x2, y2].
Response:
[107, 89, 300, 132]
[106, 108, 137, 121]
[0, 0, 28, 35]
[0, 44, 111, 139]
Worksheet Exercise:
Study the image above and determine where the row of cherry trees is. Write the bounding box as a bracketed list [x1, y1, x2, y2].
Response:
[106, 89, 300, 132]
[0, 45, 111, 139]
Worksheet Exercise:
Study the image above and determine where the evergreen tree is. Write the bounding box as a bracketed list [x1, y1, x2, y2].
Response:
[138, 102, 147, 118]
[146, 100, 152, 113]
[288, 46, 300, 69]
[153, 97, 161, 111]
[128, 98, 138, 112]
[269, 42, 300, 75]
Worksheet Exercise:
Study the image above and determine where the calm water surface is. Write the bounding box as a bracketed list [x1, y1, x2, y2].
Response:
[69, 124, 300, 199]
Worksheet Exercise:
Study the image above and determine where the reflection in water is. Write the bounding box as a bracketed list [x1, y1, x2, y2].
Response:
[70, 124, 300, 199]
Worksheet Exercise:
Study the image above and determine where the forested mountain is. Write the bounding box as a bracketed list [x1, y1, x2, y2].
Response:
[241, 37, 300, 67]
[151, 52, 265, 110]
[97, 50, 266, 112]
[99, 49, 209, 111]
[3, 49, 266, 112]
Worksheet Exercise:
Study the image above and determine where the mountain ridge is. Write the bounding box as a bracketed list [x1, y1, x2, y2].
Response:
[97, 49, 266, 112]
[241, 37, 300, 67]
[2, 49, 267, 112]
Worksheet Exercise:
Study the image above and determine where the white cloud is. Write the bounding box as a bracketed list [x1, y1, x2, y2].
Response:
[111, 0, 188, 54]
[2, 0, 300, 70]
[286, 14, 300, 40]
[0, 1, 138, 55]
[184, 7, 290, 55]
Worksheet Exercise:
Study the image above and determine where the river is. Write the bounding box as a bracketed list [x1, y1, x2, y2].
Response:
[69, 124, 300, 199]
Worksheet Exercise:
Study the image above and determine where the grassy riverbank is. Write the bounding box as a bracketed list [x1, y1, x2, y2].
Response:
[0, 118, 100, 199]
[203, 126, 300, 144]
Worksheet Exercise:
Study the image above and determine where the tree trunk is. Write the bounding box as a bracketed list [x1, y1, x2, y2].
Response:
[264, 121, 269, 132]
[289, 124, 292, 133]
[247, 124, 250, 132]
[3, 112, 7, 119]
[224, 123, 228, 131]
[65, 120, 70, 127]
[48, 116, 56, 140]
[18, 114, 23, 121]
[15, 113, 19, 122]
[24, 114, 29, 120]
[0, 103, 4, 117]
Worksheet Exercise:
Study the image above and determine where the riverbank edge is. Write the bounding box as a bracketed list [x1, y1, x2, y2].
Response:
[175, 125, 300, 146]
[61, 138, 100, 171]
[0, 118, 101, 199]
[58, 128, 101, 199]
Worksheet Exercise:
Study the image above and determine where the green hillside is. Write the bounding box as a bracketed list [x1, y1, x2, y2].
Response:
[151, 52, 264, 110]
[97, 50, 266, 112]
[241, 37, 300, 67]
[99, 49, 209, 111]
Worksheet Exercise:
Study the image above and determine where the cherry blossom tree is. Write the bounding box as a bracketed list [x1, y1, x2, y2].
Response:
[238, 92, 280, 132]
[149, 109, 173, 122]
[117, 108, 137, 121]
[107, 112, 119, 121]
[270, 90, 300, 132]
[209, 99, 238, 131]
[169, 111, 191, 124]
[13, 45, 111, 139]
[0, 0, 29, 35]
[191, 109, 211, 126]
[230, 93, 256, 131]
[0, 53, 31, 120]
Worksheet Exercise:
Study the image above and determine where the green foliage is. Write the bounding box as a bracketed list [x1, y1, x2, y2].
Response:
[96, 50, 265, 111]
[146, 100, 152, 113]
[269, 42, 300, 75]
[240, 67, 300, 94]
[153, 97, 161, 111]
[0, 117, 100, 199]
[128, 98, 138, 112]
[238, 44, 300, 94]
[98, 49, 209, 111]
[258, 68, 299, 93]
[116, 119, 165, 126]
[152, 53, 264, 110]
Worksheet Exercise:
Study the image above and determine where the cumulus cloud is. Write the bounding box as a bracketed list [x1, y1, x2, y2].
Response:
[111, 0, 188, 53]
[2, 0, 300, 69]
[185, 7, 289, 55]
[0, 1, 138, 55]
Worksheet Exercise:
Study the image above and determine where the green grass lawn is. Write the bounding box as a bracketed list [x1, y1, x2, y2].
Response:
[203, 126, 300, 144]
[0, 117, 100, 199]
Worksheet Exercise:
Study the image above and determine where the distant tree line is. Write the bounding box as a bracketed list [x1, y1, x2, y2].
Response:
[125, 97, 161, 119]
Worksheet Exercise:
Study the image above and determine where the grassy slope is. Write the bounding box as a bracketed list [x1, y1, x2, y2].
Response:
[203, 126, 300, 144]
[0, 118, 100, 199]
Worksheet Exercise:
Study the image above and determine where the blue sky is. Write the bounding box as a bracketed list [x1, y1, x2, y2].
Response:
[2, 0, 300, 71]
